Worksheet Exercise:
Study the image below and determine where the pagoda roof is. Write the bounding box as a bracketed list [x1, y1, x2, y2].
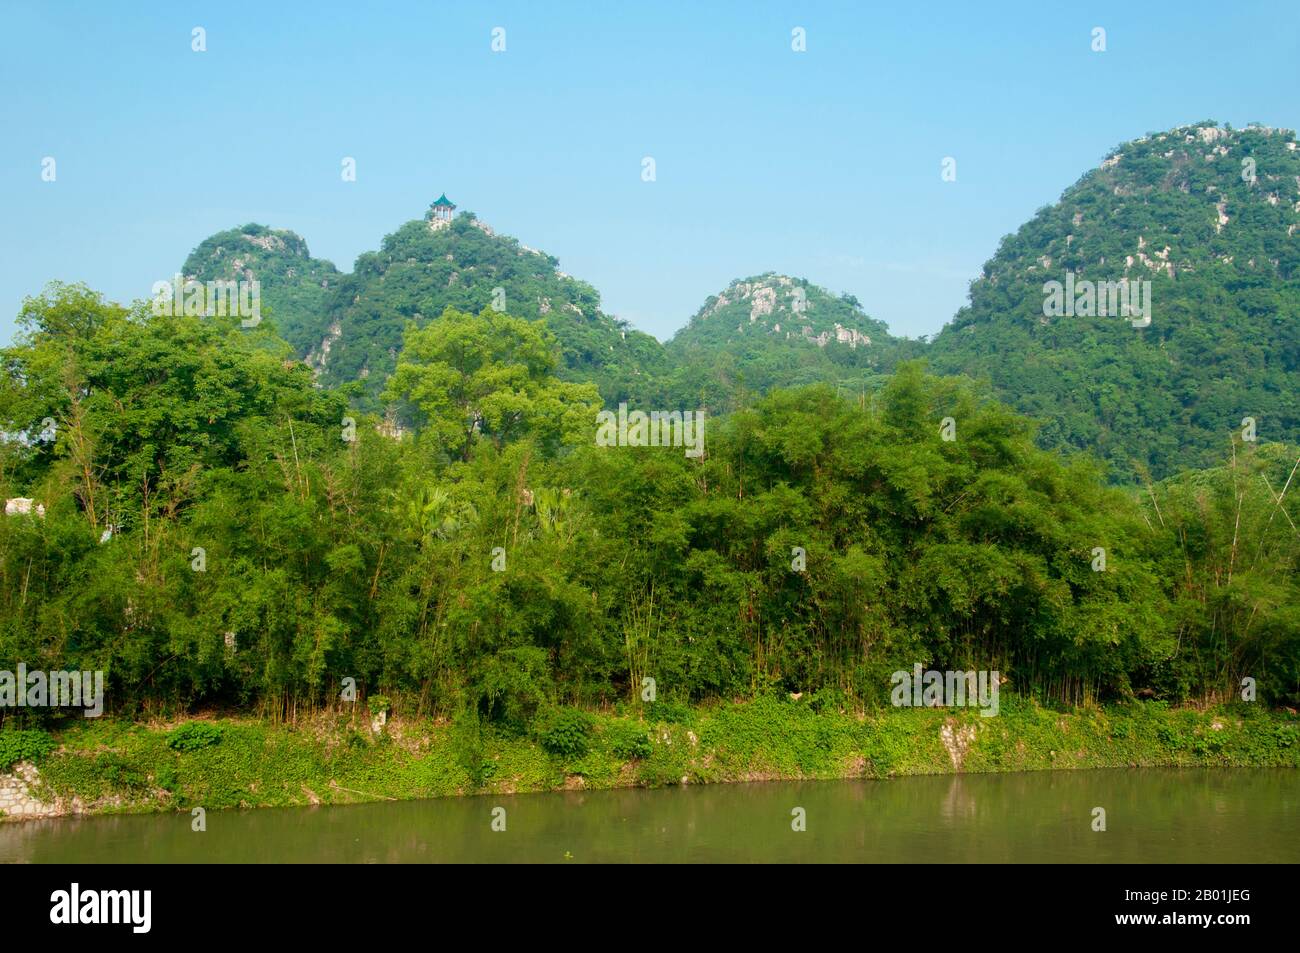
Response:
[430, 194, 456, 208]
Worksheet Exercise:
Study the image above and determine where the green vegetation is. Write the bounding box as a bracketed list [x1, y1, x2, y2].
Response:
[382, 306, 601, 461]
[661, 273, 919, 413]
[17, 700, 1299, 817]
[179, 122, 1300, 482]
[182, 224, 342, 358]
[536, 707, 595, 759]
[929, 121, 1300, 480]
[166, 722, 224, 753]
[0, 729, 55, 772]
[1, 285, 1296, 741]
[308, 213, 665, 407]
[2, 122, 1298, 819]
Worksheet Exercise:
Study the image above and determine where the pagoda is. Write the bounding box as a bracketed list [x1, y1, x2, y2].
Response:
[428, 193, 456, 229]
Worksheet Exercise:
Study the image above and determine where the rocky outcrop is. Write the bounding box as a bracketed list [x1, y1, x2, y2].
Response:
[694, 275, 877, 350]
[306, 321, 343, 373]
[797, 323, 871, 349]
[4, 498, 45, 517]
[940, 721, 977, 771]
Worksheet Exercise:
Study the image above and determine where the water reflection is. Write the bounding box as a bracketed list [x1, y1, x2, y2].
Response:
[0, 768, 1295, 864]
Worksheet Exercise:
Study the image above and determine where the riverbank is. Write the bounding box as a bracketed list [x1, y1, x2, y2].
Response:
[2, 696, 1297, 820]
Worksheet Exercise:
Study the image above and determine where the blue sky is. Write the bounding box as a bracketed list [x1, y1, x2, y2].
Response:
[2, 0, 1297, 345]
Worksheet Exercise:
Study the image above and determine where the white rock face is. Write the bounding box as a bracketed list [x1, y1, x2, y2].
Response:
[4, 498, 44, 517]
[939, 722, 977, 771]
[699, 275, 872, 349]
[749, 286, 776, 321]
[800, 323, 870, 349]
[834, 324, 870, 347]
[307, 321, 343, 373]
[245, 232, 286, 252]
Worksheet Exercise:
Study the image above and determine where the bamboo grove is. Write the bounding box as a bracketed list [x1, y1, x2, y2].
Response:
[1, 285, 1297, 726]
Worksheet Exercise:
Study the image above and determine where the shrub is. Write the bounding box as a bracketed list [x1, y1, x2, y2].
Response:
[1156, 723, 1183, 748]
[605, 719, 653, 760]
[476, 647, 553, 731]
[0, 729, 56, 771]
[97, 752, 148, 790]
[368, 694, 392, 716]
[647, 699, 693, 725]
[807, 686, 848, 714]
[154, 764, 180, 795]
[537, 707, 594, 758]
[166, 722, 224, 753]
[451, 707, 492, 787]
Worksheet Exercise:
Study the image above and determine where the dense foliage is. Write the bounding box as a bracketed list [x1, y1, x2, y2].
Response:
[2, 286, 1295, 732]
[929, 121, 1300, 480]
[0, 728, 55, 771]
[180, 123, 1299, 483]
[318, 214, 665, 408]
[165, 721, 223, 752]
[661, 273, 919, 412]
[187, 214, 666, 411]
[25, 700, 1300, 814]
[182, 224, 342, 357]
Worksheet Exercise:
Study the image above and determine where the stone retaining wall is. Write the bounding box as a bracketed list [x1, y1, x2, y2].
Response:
[0, 762, 59, 819]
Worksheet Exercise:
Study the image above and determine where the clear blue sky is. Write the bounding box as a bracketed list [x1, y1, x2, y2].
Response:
[2, 0, 1297, 345]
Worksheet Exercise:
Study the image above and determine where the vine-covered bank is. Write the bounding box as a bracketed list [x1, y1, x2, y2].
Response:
[2, 698, 1296, 820]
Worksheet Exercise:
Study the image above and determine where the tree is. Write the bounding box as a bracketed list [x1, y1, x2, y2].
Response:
[383, 307, 600, 461]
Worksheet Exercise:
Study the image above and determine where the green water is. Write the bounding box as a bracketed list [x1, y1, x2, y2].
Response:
[2, 768, 1296, 863]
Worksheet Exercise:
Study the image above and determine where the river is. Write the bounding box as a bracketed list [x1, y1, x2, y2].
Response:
[2, 768, 1296, 863]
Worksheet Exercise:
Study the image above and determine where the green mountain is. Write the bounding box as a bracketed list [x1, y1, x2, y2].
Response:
[306, 210, 665, 406]
[184, 208, 667, 409]
[182, 224, 342, 356]
[182, 123, 1300, 479]
[928, 121, 1300, 480]
[663, 273, 916, 410]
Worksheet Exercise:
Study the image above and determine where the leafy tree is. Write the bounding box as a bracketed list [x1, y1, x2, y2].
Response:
[382, 307, 600, 460]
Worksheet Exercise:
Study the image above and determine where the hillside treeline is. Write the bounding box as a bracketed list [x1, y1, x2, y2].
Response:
[1, 285, 1296, 725]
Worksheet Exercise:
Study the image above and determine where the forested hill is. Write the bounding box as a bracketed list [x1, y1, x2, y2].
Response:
[927, 121, 1300, 481]
[182, 224, 342, 357]
[182, 216, 919, 416]
[179, 121, 1300, 480]
[660, 274, 919, 412]
[3, 285, 1297, 715]
[187, 212, 666, 409]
